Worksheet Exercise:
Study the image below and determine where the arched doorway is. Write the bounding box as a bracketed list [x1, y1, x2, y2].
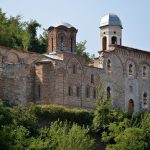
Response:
[111, 36, 117, 44]
[102, 36, 107, 50]
[128, 99, 134, 113]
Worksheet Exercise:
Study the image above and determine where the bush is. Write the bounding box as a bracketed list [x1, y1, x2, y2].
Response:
[32, 105, 93, 127]
[37, 121, 95, 150]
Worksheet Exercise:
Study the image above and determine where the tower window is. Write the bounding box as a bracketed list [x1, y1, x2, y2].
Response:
[120, 38, 122, 45]
[107, 87, 111, 99]
[143, 93, 148, 109]
[143, 66, 147, 77]
[91, 74, 94, 84]
[71, 37, 73, 52]
[111, 36, 117, 44]
[86, 86, 90, 98]
[107, 59, 111, 71]
[102, 36, 107, 50]
[60, 36, 64, 50]
[129, 64, 133, 75]
[114, 31, 116, 34]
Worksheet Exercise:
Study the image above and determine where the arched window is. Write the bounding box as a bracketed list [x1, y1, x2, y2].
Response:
[68, 86, 73, 96]
[51, 38, 53, 52]
[93, 88, 96, 99]
[143, 93, 148, 109]
[111, 36, 117, 44]
[91, 74, 94, 84]
[71, 37, 73, 52]
[143, 66, 147, 77]
[102, 36, 107, 50]
[76, 86, 80, 97]
[129, 64, 133, 75]
[86, 86, 90, 98]
[60, 36, 64, 50]
[73, 64, 76, 74]
[128, 99, 134, 113]
[107, 59, 111, 71]
[107, 87, 111, 99]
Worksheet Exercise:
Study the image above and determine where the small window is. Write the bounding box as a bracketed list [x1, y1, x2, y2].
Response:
[73, 64, 76, 74]
[129, 64, 133, 75]
[143, 93, 148, 109]
[129, 86, 133, 92]
[143, 66, 147, 77]
[76, 86, 80, 97]
[114, 31, 116, 34]
[91, 74, 94, 84]
[86, 86, 90, 98]
[68, 86, 73, 96]
[107, 87, 111, 99]
[107, 59, 111, 71]
[60, 36, 64, 50]
[71, 38, 73, 52]
[93, 88, 96, 99]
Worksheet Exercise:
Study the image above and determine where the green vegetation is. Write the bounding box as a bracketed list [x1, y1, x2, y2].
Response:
[0, 8, 47, 53]
[0, 99, 150, 150]
[76, 40, 95, 63]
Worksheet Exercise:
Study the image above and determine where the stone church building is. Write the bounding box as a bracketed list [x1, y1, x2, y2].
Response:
[0, 13, 149, 112]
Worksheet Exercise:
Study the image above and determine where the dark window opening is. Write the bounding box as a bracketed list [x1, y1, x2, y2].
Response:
[76, 86, 80, 97]
[102, 36, 107, 50]
[143, 66, 147, 77]
[73, 64, 76, 74]
[120, 38, 122, 45]
[71, 38, 73, 52]
[91, 74, 94, 84]
[68, 86, 73, 96]
[129, 64, 133, 75]
[107, 87, 111, 99]
[93, 88, 96, 99]
[111, 36, 117, 44]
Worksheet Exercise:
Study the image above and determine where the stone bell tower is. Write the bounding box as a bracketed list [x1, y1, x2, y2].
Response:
[48, 22, 78, 53]
[99, 13, 123, 51]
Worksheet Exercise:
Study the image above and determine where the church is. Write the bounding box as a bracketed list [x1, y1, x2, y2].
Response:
[0, 13, 149, 113]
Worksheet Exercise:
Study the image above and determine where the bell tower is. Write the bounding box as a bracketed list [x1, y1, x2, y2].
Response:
[48, 22, 78, 54]
[100, 13, 123, 51]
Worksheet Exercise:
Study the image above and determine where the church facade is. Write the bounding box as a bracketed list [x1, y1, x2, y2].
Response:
[0, 14, 149, 112]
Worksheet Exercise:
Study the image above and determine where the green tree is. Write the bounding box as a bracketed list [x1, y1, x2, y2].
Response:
[76, 40, 92, 63]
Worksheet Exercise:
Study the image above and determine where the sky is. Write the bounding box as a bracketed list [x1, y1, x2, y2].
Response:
[0, 0, 150, 56]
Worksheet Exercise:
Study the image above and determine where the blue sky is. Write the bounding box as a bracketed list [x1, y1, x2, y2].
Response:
[1, 0, 150, 56]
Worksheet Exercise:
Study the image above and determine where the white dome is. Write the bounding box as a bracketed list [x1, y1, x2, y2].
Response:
[52, 22, 74, 28]
[100, 13, 122, 28]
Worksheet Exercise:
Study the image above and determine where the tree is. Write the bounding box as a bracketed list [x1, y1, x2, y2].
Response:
[76, 40, 92, 63]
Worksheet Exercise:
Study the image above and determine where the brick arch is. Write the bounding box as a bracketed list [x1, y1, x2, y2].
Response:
[5, 52, 20, 64]
[106, 52, 124, 74]
[66, 56, 83, 74]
